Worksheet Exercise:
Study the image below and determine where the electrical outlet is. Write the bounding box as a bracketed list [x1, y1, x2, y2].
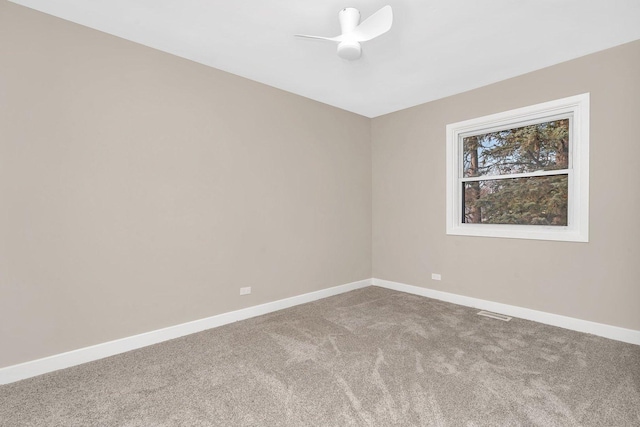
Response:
[240, 287, 251, 295]
[431, 273, 442, 281]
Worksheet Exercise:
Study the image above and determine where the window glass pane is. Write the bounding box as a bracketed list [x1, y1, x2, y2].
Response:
[463, 119, 569, 177]
[463, 175, 568, 225]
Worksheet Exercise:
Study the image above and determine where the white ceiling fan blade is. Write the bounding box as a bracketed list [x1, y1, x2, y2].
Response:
[348, 5, 393, 42]
[294, 34, 342, 42]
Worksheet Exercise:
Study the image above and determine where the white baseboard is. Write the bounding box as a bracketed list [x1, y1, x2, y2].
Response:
[0, 278, 372, 385]
[373, 278, 640, 346]
[3, 277, 637, 385]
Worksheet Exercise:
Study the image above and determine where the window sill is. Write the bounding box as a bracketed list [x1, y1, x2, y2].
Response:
[447, 223, 588, 242]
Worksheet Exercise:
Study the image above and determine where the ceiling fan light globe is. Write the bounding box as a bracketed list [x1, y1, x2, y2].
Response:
[337, 41, 361, 60]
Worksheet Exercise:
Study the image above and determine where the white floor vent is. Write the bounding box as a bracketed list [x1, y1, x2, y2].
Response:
[477, 311, 512, 321]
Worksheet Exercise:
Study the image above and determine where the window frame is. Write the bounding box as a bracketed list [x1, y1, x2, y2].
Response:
[446, 93, 589, 242]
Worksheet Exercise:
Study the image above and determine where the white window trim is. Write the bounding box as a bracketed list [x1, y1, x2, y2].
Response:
[446, 93, 589, 242]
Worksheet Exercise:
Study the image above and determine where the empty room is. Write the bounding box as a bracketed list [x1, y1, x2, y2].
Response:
[1, 0, 639, 425]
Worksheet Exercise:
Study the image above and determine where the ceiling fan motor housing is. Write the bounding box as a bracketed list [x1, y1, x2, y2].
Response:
[338, 8, 362, 60]
[339, 8, 360, 33]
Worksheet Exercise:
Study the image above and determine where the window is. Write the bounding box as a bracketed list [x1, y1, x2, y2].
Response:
[446, 94, 589, 242]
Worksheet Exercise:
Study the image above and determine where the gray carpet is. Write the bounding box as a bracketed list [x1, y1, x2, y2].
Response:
[1, 286, 639, 426]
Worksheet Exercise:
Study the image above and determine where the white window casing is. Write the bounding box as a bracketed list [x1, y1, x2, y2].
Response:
[445, 93, 589, 242]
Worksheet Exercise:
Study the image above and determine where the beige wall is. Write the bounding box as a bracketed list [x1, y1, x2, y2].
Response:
[373, 40, 640, 331]
[2, 1, 639, 371]
[0, 2, 372, 368]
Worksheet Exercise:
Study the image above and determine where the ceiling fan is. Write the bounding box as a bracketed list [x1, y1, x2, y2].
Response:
[295, 5, 393, 60]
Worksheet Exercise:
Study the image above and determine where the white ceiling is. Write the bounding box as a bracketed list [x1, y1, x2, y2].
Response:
[9, 0, 640, 117]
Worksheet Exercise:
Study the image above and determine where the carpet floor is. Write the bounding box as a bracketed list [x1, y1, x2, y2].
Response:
[1, 286, 639, 426]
